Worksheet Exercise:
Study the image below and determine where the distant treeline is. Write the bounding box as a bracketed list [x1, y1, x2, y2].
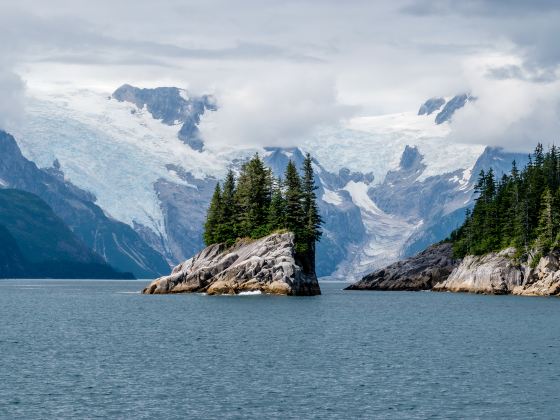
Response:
[451, 144, 560, 260]
[204, 153, 322, 255]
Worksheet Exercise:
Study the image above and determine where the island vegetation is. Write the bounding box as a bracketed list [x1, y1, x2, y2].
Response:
[203, 152, 323, 264]
[451, 144, 560, 262]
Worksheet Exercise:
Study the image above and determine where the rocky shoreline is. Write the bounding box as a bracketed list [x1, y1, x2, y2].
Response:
[346, 243, 560, 297]
[142, 232, 321, 296]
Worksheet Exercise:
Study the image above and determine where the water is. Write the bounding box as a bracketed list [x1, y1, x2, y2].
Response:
[1, 280, 559, 419]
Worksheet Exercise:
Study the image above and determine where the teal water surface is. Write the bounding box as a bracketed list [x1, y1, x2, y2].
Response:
[0, 280, 559, 419]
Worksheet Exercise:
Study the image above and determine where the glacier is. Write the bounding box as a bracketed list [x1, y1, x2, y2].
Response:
[8, 86, 517, 280]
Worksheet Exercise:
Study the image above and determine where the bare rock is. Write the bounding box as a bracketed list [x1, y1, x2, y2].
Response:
[513, 252, 560, 296]
[345, 242, 458, 291]
[433, 248, 523, 294]
[142, 232, 321, 296]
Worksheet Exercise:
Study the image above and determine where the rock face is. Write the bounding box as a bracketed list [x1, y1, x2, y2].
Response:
[112, 84, 216, 151]
[433, 248, 523, 294]
[433, 248, 560, 296]
[142, 232, 321, 296]
[418, 97, 445, 116]
[347, 243, 560, 297]
[513, 253, 560, 297]
[345, 242, 458, 291]
[435, 93, 474, 124]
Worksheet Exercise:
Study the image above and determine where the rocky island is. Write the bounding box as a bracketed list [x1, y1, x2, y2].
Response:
[143, 152, 323, 296]
[143, 232, 320, 295]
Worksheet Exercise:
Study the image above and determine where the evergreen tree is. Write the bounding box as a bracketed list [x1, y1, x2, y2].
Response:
[284, 160, 306, 251]
[203, 183, 222, 246]
[267, 177, 286, 231]
[235, 153, 273, 238]
[215, 170, 237, 245]
[301, 153, 323, 246]
[536, 187, 556, 253]
[451, 144, 560, 260]
[201, 152, 323, 272]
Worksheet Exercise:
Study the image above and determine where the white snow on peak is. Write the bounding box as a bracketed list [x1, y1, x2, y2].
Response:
[300, 112, 485, 185]
[9, 89, 230, 234]
[178, 89, 190, 102]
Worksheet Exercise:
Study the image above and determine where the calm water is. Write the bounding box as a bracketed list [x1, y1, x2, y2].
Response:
[1, 280, 559, 419]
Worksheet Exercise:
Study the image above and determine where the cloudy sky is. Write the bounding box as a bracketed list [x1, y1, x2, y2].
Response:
[1, 0, 560, 150]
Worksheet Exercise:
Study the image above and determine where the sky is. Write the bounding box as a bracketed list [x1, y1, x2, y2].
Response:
[1, 0, 560, 151]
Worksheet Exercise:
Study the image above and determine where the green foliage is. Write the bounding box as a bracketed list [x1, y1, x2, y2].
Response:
[234, 153, 273, 238]
[202, 153, 323, 261]
[302, 153, 323, 247]
[203, 183, 222, 246]
[451, 144, 560, 259]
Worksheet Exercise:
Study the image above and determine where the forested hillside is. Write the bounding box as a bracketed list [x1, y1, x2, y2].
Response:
[451, 144, 560, 261]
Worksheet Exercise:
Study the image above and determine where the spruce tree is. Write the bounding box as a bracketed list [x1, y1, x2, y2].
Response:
[301, 153, 323, 246]
[536, 187, 556, 253]
[284, 160, 306, 251]
[216, 170, 237, 245]
[268, 177, 286, 231]
[204, 183, 223, 246]
[451, 144, 560, 259]
[235, 153, 273, 238]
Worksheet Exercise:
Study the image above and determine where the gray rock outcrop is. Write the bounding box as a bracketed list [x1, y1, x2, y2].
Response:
[513, 253, 560, 297]
[347, 243, 560, 297]
[142, 232, 321, 296]
[433, 248, 523, 294]
[112, 84, 216, 151]
[418, 97, 445, 116]
[345, 242, 458, 291]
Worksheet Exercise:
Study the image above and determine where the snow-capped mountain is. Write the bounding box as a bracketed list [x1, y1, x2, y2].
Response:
[6, 85, 527, 280]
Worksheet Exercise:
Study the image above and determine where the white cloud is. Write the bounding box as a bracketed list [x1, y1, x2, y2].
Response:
[199, 69, 357, 148]
[0, 69, 25, 131]
[1, 0, 560, 153]
[447, 54, 560, 151]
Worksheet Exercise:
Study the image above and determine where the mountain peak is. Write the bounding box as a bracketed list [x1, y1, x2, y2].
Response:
[434, 93, 474, 125]
[112, 84, 217, 152]
[418, 97, 445, 116]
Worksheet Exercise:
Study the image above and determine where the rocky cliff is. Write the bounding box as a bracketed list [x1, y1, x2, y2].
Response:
[142, 232, 321, 296]
[433, 249, 560, 296]
[513, 253, 560, 296]
[432, 248, 523, 294]
[345, 242, 458, 291]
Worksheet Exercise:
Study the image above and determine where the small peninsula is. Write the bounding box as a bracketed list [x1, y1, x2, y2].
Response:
[143, 153, 322, 296]
[348, 144, 560, 297]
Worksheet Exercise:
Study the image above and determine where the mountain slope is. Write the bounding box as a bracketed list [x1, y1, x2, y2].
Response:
[0, 130, 169, 278]
[0, 189, 133, 279]
[0, 225, 27, 278]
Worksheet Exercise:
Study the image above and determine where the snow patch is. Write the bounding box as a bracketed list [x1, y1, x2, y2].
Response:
[322, 188, 343, 206]
[300, 113, 484, 185]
